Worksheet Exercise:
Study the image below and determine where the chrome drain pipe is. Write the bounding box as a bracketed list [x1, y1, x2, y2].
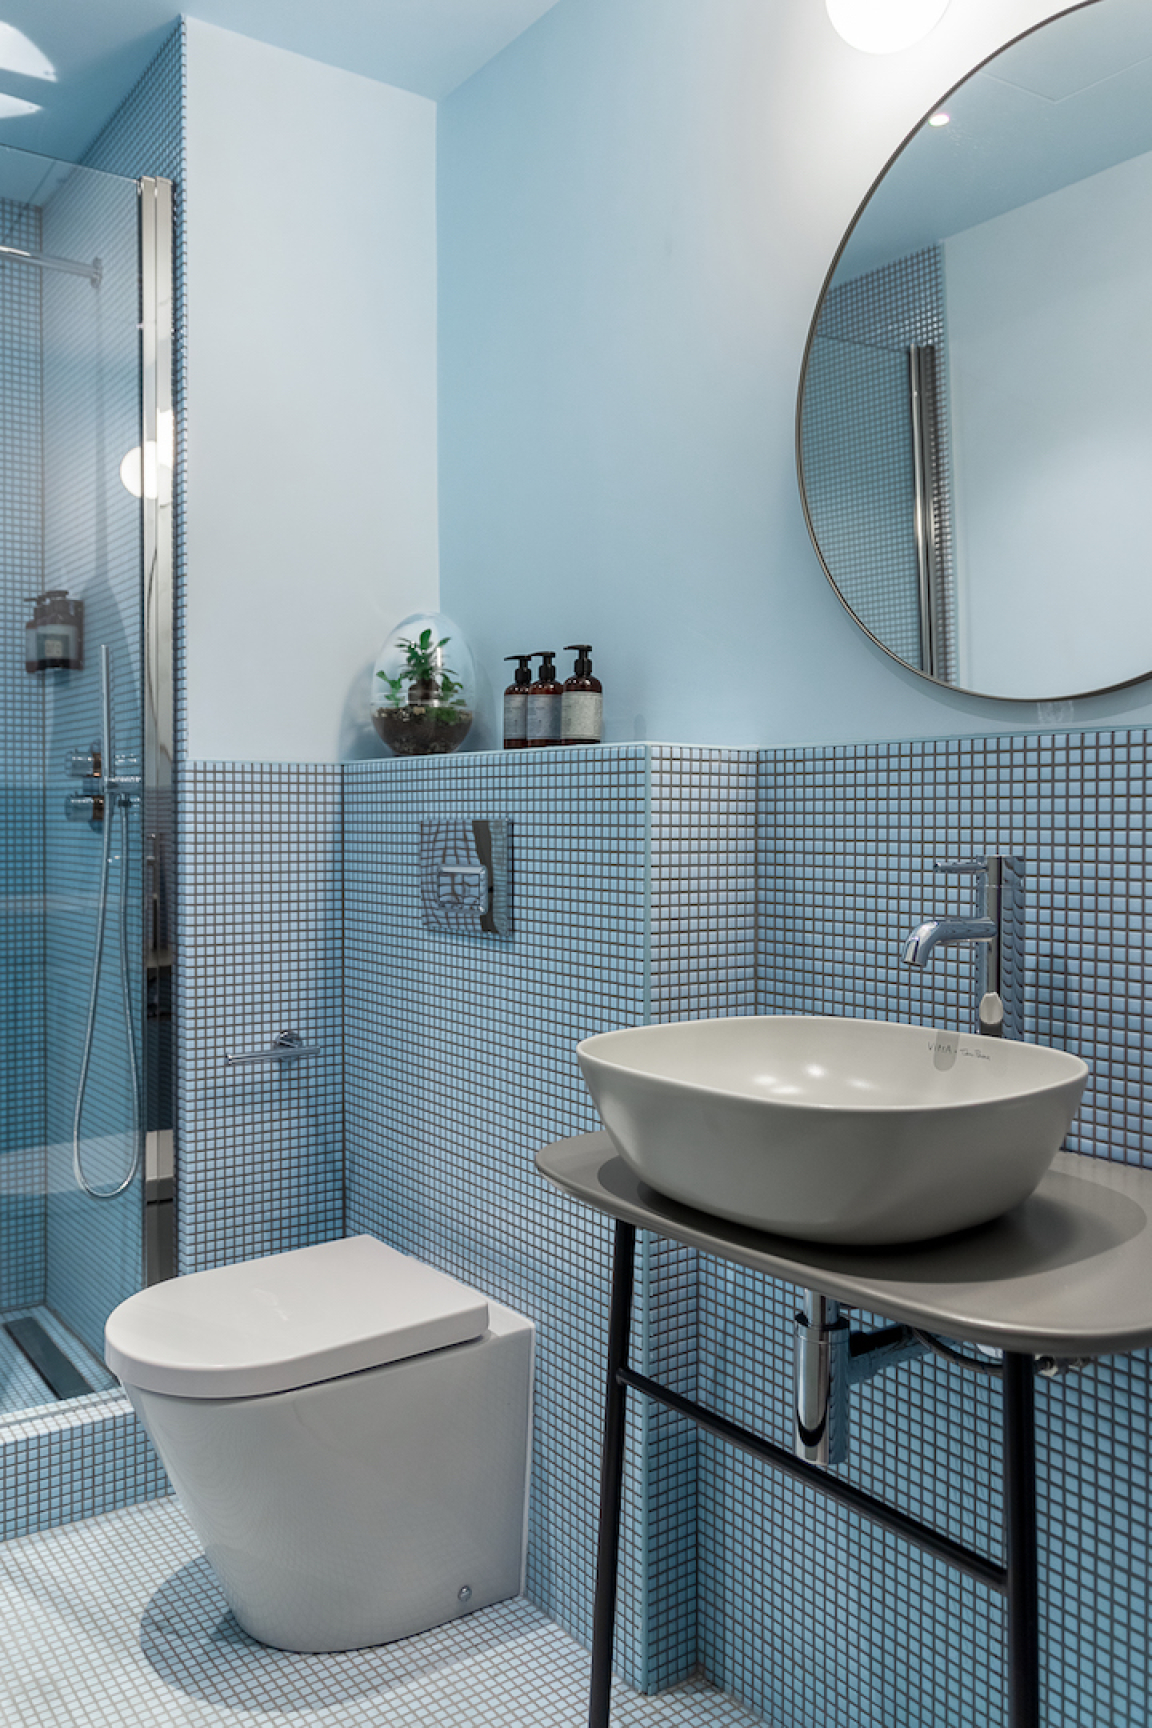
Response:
[794, 1291, 850, 1465]
[794, 1299, 935, 1465]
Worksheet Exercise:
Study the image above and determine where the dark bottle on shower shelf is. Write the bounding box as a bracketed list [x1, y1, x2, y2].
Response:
[503, 654, 533, 749]
[526, 652, 563, 747]
[561, 644, 602, 745]
[25, 589, 83, 673]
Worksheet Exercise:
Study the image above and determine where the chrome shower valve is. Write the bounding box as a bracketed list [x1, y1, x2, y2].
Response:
[64, 792, 105, 823]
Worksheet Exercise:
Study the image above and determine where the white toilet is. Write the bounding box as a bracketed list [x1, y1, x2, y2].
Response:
[105, 1235, 534, 1653]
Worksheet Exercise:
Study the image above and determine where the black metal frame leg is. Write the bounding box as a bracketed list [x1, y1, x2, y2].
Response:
[585, 1246, 1039, 1728]
[1004, 1352, 1040, 1728]
[589, 1222, 636, 1728]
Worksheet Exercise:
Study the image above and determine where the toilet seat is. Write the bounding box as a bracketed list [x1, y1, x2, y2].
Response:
[105, 1235, 489, 1401]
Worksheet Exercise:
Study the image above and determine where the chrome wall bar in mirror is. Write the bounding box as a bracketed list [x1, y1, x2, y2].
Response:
[797, 0, 1152, 702]
[908, 341, 946, 680]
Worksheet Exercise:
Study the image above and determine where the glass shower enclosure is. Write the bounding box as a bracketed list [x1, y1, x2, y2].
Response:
[0, 143, 174, 1416]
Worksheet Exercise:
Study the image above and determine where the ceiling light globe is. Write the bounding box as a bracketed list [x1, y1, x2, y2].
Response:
[826, 0, 951, 55]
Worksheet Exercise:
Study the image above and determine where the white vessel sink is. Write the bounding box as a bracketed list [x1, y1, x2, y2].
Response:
[577, 1016, 1089, 1245]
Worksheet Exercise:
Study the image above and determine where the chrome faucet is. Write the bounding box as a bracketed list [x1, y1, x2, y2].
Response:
[902, 855, 1024, 1038]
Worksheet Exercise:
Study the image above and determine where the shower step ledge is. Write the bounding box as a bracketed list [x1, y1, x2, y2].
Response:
[0, 1388, 169, 1544]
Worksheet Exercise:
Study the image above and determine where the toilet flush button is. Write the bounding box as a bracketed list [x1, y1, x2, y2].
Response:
[438, 864, 487, 910]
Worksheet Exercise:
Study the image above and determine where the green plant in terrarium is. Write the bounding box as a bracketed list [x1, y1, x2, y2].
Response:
[377, 629, 465, 721]
[371, 612, 475, 757]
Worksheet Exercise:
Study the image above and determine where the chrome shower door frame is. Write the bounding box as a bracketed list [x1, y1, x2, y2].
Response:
[139, 176, 175, 1285]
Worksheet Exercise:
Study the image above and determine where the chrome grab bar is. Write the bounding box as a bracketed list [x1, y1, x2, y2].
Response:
[225, 1030, 318, 1067]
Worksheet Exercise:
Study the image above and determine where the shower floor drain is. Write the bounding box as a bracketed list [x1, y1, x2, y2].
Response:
[4, 1316, 95, 1402]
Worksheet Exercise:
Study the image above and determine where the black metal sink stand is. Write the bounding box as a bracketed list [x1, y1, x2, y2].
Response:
[588, 1221, 1039, 1728]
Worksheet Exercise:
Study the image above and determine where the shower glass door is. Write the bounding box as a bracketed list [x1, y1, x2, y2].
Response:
[0, 143, 173, 1416]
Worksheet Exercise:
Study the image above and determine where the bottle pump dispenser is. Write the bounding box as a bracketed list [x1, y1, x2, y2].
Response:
[503, 655, 533, 749]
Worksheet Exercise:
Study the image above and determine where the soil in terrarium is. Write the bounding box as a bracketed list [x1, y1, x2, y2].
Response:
[372, 703, 473, 755]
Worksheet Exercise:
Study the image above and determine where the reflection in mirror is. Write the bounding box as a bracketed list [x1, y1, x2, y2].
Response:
[799, 0, 1152, 700]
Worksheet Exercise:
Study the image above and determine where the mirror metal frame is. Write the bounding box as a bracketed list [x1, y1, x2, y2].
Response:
[793, 0, 1152, 705]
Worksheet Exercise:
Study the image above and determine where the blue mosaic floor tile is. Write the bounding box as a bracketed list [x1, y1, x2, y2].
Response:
[0, 1496, 757, 1727]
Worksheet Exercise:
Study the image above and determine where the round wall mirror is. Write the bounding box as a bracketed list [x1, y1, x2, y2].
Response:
[797, 0, 1152, 701]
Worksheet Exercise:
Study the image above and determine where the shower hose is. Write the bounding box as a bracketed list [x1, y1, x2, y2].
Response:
[72, 644, 142, 1201]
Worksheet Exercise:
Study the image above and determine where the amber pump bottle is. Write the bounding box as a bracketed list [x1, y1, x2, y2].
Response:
[503, 655, 533, 749]
[561, 644, 602, 745]
[527, 652, 563, 747]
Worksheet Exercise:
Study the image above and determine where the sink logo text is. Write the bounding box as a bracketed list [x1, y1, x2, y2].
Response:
[927, 1038, 991, 1066]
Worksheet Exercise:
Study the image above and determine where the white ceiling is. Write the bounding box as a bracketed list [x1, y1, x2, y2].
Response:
[0, 0, 563, 162]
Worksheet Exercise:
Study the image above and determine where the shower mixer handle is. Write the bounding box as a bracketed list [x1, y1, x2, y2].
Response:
[66, 744, 103, 779]
[65, 793, 105, 823]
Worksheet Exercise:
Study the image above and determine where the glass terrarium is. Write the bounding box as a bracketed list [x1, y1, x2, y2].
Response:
[371, 612, 476, 756]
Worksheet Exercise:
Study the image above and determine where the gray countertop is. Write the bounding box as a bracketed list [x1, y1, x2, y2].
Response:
[537, 1134, 1152, 1356]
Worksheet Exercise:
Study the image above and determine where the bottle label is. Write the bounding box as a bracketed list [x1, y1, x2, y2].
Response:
[503, 692, 527, 741]
[562, 691, 602, 742]
[527, 693, 562, 741]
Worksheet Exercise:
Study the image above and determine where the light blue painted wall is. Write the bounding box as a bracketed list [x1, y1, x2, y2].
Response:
[182, 20, 439, 766]
[945, 146, 1152, 696]
[437, 0, 1152, 749]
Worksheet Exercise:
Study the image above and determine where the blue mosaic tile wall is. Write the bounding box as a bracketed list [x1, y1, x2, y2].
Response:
[342, 744, 756, 1693]
[176, 761, 344, 1274]
[0, 196, 46, 1310]
[691, 730, 1152, 1728]
[343, 746, 652, 1684]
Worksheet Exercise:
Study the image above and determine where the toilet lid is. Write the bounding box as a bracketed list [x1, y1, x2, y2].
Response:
[104, 1236, 490, 1400]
